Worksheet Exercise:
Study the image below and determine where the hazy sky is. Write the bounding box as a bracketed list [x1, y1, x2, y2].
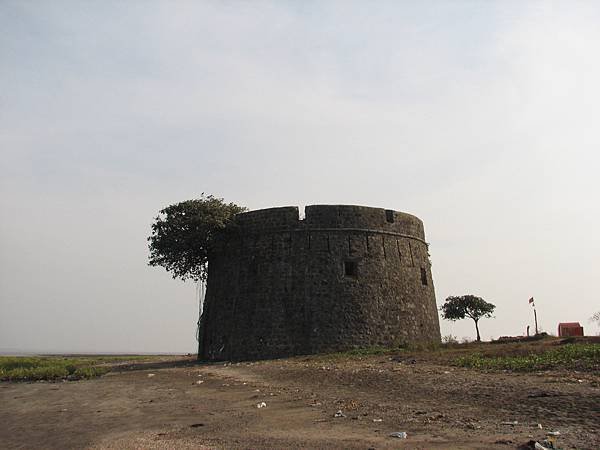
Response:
[1, 1, 599, 353]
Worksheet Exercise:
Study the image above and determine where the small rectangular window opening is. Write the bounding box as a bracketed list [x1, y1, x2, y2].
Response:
[420, 267, 428, 286]
[344, 260, 358, 278]
[385, 209, 395, 223]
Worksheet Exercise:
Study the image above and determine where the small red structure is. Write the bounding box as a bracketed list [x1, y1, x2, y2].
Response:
[558, 322, 584, 337]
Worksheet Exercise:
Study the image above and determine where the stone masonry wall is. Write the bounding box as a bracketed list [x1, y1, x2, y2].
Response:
[199, 205, 441, 361]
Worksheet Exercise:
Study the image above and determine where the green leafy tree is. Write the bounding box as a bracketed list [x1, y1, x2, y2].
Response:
[148, 194, 247, 281]
[440, 295, 496, 342]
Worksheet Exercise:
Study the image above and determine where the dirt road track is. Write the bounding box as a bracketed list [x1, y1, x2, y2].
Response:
[1, 355, 598, 449]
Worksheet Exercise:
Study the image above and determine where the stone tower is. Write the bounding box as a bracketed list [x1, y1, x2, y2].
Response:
[199, 205, 440, 360]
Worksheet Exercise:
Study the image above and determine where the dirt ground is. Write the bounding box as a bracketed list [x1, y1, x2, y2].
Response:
[1, 348, 599, 450]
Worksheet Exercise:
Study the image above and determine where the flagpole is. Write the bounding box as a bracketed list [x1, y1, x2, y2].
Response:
[529, 297, 538, 335]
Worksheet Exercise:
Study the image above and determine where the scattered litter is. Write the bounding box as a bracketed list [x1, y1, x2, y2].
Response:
[373, 418, 383, 422]
[256, 402, 267, 408]
[254, 389, 261, 392]
[520, 438, 559, 450]
[334, 410, 346, 418]
[195, 380, 204, 385]
[147, 374, 155, 378]
[546, 431, 560, 436]
[577, 379, 583, 383]
[443, 371, 450, 374]
[538, 424, 543, 429]
[545, 436, 559, 448]
[389, 431, 408, 439]
[534, 442, 551, 450]
[501, 420, 518, 426]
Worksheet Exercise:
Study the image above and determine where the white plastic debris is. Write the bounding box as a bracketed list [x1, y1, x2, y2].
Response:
[373, 418, 383, 422]
[256, 402, 267, 408]
[537, 423, 543, 429]
[334, 410, 346, 418]
[547, 431, 561, 436]
[195, 380, 204, 385]
[501, 421, 518, 426]
[147, 373, 155, 378]
[389, 432, 408, 439]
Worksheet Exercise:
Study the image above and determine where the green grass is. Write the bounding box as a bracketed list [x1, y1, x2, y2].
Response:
[0, 356, 109, 381]
[454, 344, 600, 371]
[335, 345, 395, 357]
[0, 356, 130, 381]
[323, 341, 445, 360]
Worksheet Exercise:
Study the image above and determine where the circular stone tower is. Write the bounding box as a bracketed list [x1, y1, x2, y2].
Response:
[199, 205, 440, 361]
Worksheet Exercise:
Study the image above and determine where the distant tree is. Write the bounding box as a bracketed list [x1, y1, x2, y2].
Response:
[440, 295, 496, 342]
[591, 311, 600, 334]
[148, 194, 247, 281]
[441, 334, 458, 344]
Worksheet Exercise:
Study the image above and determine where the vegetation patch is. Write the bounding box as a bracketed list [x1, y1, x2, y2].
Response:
[454, 344, 600, 371]
[0, 356, 146, 382]
[335, 345, 394, 357]
[0, 357, 110, 381]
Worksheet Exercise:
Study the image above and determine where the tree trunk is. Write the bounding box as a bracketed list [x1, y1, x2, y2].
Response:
[196, 313, 204, 361]
[196, 274, 208, 361]
[474, 320, 481, 342]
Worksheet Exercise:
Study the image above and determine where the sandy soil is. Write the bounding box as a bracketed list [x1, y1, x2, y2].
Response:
[1, 352, 598, 449]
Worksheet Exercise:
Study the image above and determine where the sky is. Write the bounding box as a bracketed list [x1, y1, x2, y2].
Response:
[1, 1, 599, 353]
